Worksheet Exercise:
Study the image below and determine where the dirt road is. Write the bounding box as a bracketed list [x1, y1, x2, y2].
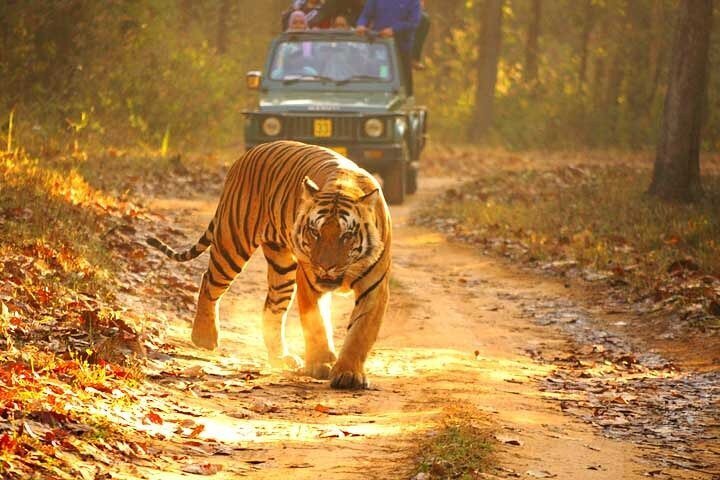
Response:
[133, 176, 717, 479]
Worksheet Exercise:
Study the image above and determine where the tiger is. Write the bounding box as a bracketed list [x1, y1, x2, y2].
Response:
[147, 140, 391, 389]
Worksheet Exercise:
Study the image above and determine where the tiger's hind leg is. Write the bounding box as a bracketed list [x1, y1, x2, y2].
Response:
[192, 245, 250, 350]
[262, 244, 302, 370]
[296, 266, 337, 380]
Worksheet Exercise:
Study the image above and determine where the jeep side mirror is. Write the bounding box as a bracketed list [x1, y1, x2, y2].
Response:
[246, 71, 262, 90]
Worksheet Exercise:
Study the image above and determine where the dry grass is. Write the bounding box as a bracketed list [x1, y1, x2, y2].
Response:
[415, 147, 720, 322]
[412, 406, 493, 479]
[432, 166, 720, 277]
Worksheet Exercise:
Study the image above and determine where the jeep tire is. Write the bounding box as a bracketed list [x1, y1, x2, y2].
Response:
[383, 160, 406, 205]
[406, 163, 418, 194]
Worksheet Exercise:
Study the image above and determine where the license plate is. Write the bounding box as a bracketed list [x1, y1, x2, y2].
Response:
[313, 119, 332, 137]
[329, 146, 347, 157]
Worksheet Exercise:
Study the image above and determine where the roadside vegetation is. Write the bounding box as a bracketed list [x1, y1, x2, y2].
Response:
[0, 146, 144, 478]
[0, 142, 229, 478]
[412, 406, 493, 480]
[415, 149, 720, 326]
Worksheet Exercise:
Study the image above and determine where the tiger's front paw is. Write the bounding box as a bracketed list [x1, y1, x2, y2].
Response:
[304, 362, 333, 380]
[191, 323, 218, 350]
[304, 351, 336, 379]
[269, 353, 303, 370]
[329, 367, 369, 390]
[191, 308, 219, 350]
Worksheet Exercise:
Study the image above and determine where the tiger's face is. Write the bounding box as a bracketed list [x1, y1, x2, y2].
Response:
[293, 176, 382, 291]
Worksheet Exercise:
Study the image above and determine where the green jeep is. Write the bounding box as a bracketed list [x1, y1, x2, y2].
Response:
[243, 30, 427, 205]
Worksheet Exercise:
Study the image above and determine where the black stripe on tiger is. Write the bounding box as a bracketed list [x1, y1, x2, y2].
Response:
[266, 256, 298, 275]
[271, 279, 296, 291]
[354, 270, 387, 306]
[146, 221, 213, 262]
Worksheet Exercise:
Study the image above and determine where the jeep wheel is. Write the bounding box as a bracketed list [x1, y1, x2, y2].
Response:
[406, 164, 418, 194]
[383, 160, 406, 205]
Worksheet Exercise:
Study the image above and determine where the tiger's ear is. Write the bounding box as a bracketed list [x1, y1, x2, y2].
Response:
[359, 188, 379, 205]
[302, 177, 320, 198]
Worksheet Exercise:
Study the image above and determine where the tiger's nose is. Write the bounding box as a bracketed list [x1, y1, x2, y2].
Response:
[316, 274, 343, 287]
[315, 267, 342, 283]
[316, 266, 333, 277]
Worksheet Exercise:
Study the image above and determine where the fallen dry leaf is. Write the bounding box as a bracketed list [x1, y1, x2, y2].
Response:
[187, 424, 205, 438]
[526, 470, 557, 478]
[181, 463, 223, 475]
[494, 434, 523, 446]
[314, 404, 339, 415]
[250, 399, 278, 414]
[319, 427, 362, 438]
[143, 412, 163, 425]
[179, 365, 206, 378]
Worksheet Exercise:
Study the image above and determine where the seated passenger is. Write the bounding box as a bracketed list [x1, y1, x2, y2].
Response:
[282, 0, 329, 30]
[332, 14, 350, 29]
[310, 0, 365, 28]
[303, 0, 329, 28]
[287, 10, 309, 31]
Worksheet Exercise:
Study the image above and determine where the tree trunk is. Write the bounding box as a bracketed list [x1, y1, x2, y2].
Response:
[468, 0, 503, 141]
[181, 0, 193, 30]
[577, 0, 594, 91]
[603, 44, 624, 136]
[625, 1, 652, 147]
[216, 0, 230, 54]
[649, 0, 713, 202]
[646, 0, 667, 110]
[524, 0, 541, 85]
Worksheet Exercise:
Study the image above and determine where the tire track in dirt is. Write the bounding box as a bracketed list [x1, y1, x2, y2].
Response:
[135, 176, 712, 479]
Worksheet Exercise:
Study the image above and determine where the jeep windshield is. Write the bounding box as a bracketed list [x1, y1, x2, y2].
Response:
[269, 39, 394, 84]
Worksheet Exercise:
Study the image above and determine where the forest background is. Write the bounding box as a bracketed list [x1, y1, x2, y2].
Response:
[3, 0, 719, 152]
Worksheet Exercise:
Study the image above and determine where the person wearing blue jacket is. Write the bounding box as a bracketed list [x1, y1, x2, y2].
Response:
[356, 0, 421, 95]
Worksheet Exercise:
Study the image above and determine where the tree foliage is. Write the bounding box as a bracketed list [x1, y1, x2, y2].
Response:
[0, 0, 718, 150]
[0, 0, 287, 150]
[417, 0, 719, 149]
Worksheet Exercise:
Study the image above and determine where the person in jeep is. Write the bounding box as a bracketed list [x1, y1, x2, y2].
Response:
[286, 10, 309, 31]
[355, 0, 421, 95]
[282, 0, 328, 30]
[332, 14, 351, 29]
[309, 0, 366, 28]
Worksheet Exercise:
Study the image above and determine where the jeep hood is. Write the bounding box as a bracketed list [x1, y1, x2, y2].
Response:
[258, 91, 404, 113]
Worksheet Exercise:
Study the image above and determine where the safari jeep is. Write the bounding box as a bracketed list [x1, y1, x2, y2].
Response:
[243, 30, 427, 205]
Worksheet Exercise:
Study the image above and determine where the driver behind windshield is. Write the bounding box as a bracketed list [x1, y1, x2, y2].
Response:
[316, 42, 355, 80]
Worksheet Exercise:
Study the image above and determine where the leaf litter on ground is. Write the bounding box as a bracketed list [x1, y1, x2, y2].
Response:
[0, 148, 240, 479]
[518, 294, 720, 475]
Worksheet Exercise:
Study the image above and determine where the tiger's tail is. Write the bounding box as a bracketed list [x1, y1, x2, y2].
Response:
[146, 220, 214, 262]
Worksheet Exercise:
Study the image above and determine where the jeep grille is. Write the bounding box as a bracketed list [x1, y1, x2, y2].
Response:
[284, 116, 357, 140]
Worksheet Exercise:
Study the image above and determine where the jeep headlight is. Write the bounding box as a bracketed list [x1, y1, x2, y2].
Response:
[364, 118, 384, 138]
[262, 117, 282, 136]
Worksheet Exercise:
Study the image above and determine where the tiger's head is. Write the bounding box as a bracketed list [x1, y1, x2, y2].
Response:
[292, 176, 384, 291]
